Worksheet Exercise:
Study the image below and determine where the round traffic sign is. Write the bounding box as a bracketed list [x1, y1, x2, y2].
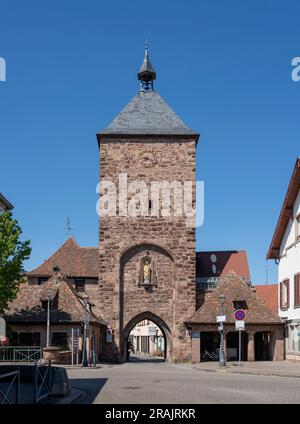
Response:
[234, 309, 245, 320]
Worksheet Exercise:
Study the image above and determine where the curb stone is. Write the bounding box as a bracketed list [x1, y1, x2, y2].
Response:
[194, 366, 300, 379]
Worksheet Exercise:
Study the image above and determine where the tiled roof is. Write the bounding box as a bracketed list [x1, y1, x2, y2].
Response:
[28, 237, 98, 278]
[98, 91, 198, 136]
[267, 158, 300, 259]
[187, 272, 281, 324]
[196, 250, 250, 279]
[0, 193, 13, 210]
[4, 272, 105, 324]
[254, 284, 278, 312]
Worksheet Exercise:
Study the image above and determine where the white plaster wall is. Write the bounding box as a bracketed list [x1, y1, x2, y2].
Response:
[278, 189, 300, 321]
[130, 322, 162, 337]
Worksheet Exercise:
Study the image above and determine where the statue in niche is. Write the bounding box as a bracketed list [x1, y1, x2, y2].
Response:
[139, 253, 157, 287]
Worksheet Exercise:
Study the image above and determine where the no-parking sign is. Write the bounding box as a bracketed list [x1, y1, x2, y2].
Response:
[234, 309, 246, 320]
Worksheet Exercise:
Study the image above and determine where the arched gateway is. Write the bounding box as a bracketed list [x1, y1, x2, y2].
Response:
[123, 311, 172, 362]
[97, 46, 199, 363]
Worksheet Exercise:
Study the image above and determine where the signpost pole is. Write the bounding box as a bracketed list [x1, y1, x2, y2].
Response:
[218, 295, 226, 367]
[46, 290, 51, 347]
[234, 310, 246, 366]
[71, 328, 74, 367]
[76, 331, 79, 365]
[239, 328, 241, 366]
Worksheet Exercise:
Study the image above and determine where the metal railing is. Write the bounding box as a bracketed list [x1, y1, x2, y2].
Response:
[0, 369, 20, 404]
[0, 346, 42, 362]
[34, 361, 52, 403]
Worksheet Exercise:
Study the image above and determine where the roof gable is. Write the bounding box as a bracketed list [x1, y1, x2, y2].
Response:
[188, 272, 281, 324]
[4, 272, 104, 324]
[267, 158, 300, 259]
[99, 91, 197, 136]
[28, 237, 98, 278]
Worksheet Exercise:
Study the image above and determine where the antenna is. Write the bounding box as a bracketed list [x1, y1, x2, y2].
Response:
[64, 217, 77, 236]
[265, 260, 269, 285]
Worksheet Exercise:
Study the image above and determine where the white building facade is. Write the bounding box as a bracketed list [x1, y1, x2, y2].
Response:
[130, 320, 165, 357]
[268, 158, 300, 361]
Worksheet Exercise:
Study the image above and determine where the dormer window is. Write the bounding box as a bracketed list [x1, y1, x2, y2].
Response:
[75, 278, 85, 292]
[233, 300, 247, 310]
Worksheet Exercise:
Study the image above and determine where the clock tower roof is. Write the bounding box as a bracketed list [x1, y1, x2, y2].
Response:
[98, 91, 198, 138]
[97, 44, 199, 141]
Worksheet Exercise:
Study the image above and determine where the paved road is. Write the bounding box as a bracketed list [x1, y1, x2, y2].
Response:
[66, 360, 300, 404]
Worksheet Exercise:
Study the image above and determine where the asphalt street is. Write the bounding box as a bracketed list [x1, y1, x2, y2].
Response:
[66, 360, 300, 404]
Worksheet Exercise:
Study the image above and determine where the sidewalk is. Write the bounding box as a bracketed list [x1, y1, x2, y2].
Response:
[193, 361, 300, 378]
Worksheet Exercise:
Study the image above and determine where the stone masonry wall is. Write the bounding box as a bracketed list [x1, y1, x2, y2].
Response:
[98, 138, 196, 362]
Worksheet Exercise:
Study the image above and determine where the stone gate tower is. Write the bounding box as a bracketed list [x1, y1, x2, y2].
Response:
[97, 45, 199, 363]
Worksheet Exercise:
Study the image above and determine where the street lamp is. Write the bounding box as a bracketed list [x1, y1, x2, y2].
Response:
[219, 294, 226, 367]
[81, 293, 89, 367]
[46, 289, 51, 347]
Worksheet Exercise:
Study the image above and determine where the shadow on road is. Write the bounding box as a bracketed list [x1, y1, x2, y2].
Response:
[69, 378, 108, 404]
[128, 355, 165, 363]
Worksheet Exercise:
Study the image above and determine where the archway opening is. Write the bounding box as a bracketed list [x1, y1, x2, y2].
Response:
[226, 331, 248, 361]
[128, 319, 166, 362]
[200, 332, 220, 361]
[122, 312, 172, 363]
[254, 332, 271, 361]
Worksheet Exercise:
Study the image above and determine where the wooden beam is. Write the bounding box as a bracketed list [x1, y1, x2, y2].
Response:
[284, 207, 293, 220]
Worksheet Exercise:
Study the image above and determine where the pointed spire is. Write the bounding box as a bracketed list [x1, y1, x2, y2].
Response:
[137, 41, 156, 92]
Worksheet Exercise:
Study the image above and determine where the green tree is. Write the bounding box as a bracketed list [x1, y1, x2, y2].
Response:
[0, 211, 31, 314]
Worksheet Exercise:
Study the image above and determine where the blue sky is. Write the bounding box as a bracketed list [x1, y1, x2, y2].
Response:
[1, 0, 299, 285]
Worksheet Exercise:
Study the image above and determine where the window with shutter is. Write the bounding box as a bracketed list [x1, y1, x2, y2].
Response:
[286, 279, 290, 308]
[294, 274, 300, 307]
[281, 280, 290, 309]
[280, 282, 283, 309]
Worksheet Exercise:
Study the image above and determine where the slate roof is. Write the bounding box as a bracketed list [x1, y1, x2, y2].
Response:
[99, 91, 198, 136]
[196, 250, 250, 280]
[28, 237, 98, 278]
[4, 272, 105, 324]
[187, 272, 281, 324]
[138, 49, 156, 79]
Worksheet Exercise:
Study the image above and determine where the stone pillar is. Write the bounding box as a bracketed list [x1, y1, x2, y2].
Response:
[271, 330, 284, 361]
[191, 332, 201, 363]
[43, 346, 60, 364]
[247, 332, 255, 361]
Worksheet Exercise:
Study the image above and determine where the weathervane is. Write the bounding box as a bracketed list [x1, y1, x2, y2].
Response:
[64, 217, 77, 236]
